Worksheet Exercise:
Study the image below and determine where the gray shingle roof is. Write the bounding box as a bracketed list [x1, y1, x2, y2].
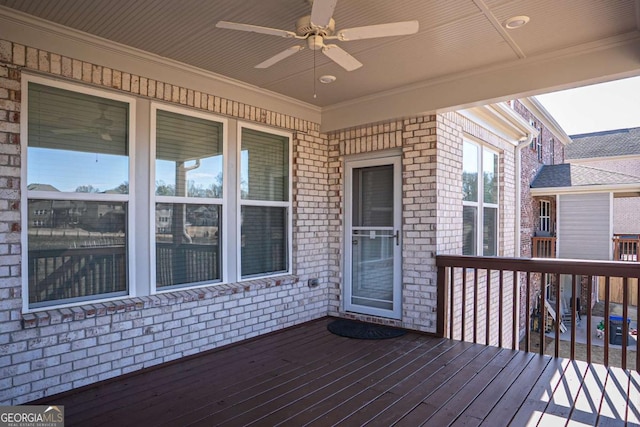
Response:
[530, 163, 640, 189]
[566, 127, 640, 159]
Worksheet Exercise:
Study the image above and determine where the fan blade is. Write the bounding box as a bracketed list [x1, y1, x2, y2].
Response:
[322, 44, 362, 71]
[255, 45, 304, 68]
[311, 0, 338, 27]
[216, 21, 297, 38]
[336, 20, 419, 41]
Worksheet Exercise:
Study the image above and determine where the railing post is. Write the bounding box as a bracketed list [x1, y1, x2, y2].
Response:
[436, 264, 447, 338]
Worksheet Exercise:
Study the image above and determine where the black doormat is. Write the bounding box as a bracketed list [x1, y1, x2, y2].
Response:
[327, 319, 406, 340]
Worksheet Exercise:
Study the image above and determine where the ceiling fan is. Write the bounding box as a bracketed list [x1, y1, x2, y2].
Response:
[216, 0, 419, 72]
[52, 104, 113, 141]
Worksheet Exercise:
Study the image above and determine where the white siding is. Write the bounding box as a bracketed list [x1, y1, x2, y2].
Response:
[558, 193, 611, 260]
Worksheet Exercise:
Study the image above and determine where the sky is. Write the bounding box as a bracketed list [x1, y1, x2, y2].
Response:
[534, 75, 640, 136]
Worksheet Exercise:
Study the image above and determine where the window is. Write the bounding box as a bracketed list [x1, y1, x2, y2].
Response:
[463, 140, 498, 256]
[239, 126, 291, 278]
[540, 200, 551, 233]
[529, 120, 537, 151]
[23, 77, 293, 310]
[536, 134, 543, 162]
[24, 79, 133, 308]
[549, 138, 555, 164]
[152, 106, 224, 290]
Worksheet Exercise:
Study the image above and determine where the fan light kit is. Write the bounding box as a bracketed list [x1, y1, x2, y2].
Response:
[504, 15, 530, 30]
[319, 75, 336, 84]
[216, 0, 419, 72]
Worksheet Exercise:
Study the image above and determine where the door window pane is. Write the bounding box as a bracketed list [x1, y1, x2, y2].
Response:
[28, 200, 127, 305]
[352, 165, 393, 227]
[155, 203, 221, 288]
[28, 83, 129, 193]
[241, 128, 289, 201]
[155, 110, 223, 198]
[241, 206, 287, 277]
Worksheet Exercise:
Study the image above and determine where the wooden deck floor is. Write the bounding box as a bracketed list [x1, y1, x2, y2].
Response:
[34, 317, 640, 426]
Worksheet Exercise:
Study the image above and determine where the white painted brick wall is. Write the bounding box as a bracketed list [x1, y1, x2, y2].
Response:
[0, 38, 330, 405]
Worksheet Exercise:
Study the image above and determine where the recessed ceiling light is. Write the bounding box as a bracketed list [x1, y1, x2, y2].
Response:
[319, 75, 336, 84]
[504, 15, 530, 30]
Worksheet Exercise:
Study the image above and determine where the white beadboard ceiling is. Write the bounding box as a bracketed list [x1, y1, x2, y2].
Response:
[1, 0, 640, 131]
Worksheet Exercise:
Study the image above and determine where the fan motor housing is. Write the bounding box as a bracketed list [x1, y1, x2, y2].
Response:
[296, 15, 335, 37]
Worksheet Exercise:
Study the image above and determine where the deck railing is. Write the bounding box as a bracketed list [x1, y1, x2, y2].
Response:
[613, 234, 639, 262]
[531, 236, 556, 258]
[436, 255, 639, 372]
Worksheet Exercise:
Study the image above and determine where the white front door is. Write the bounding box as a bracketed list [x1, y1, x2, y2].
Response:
[344, 155, 402, 319]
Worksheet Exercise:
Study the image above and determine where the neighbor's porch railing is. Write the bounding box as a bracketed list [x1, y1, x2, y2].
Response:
[613, 234, 639, 262]
[531, 236, 556, 258]
[436, 255, 639, 372]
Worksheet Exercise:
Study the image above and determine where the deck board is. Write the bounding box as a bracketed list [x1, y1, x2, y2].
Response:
[31, 317, 639, 426]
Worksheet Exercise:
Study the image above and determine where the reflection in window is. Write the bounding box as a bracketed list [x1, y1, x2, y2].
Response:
[26, 82, 131, 308]
[155, 203, 221, 288]
[27, 83, 129, 193]
[154, 107, 224, 289]
[155, 109, 223, 198]
[27, 200, 127, 305]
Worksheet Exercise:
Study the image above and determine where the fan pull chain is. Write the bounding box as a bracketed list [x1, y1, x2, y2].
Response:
[313, 47, 317, 99]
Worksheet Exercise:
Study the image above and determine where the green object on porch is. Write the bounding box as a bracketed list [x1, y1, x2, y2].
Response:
[327, 319, 406, 340]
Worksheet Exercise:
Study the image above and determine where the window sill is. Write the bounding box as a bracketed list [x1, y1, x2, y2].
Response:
[21, 275, 299, 329]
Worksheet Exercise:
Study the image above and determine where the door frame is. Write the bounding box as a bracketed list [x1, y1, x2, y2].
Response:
[343, 153, 402, 319]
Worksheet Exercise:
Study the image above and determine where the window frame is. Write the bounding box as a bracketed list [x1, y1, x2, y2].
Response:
[21, 74, 137, 312]
[236, 122, 293, 280]
[149, 103, 229, 293]
[462, 138, 499, 256]
[540, 200, 551, 233]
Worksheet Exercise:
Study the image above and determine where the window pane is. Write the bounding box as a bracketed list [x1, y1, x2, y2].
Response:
[28, 83, 129, 193]
[463, 141, 478, 202]
[28, 199, 127, 305]
[483, 150, 498, 204]
[352, 165, 393, 227]
[241, 128, 289, 201]
[155, 110, 223, 198]
[156, 203, 221, 288]
[483, 207, 498, 256]
[463, 206, 477, 255]
[241, 206, 287, 277]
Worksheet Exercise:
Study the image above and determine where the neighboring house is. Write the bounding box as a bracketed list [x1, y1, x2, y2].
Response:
[566, 127, 640, 235]
[529, 151, 640, 321]
[530, 127, 640, 317]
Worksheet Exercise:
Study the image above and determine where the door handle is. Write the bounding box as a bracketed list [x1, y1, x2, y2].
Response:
[394, 230, 400, 246]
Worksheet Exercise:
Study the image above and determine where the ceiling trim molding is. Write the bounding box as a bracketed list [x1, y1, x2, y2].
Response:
[520, 97, 572, 145]
[321, 32, 640, 132]
[458, 102, 537, 144]
[0, 6, 322, 124]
